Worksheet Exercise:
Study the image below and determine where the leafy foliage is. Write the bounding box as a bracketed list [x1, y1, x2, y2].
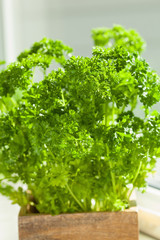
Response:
[0, 26, 160, 214]
[92, 25, 145, 54]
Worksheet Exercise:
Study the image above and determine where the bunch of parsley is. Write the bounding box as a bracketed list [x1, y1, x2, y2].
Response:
[0, 25, 160, 214]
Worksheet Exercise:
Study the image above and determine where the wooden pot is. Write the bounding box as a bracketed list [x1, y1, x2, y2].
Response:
[19, 207, 139, 240]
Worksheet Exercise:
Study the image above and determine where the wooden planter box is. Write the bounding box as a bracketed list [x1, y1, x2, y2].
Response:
[19, 207, 139, 240]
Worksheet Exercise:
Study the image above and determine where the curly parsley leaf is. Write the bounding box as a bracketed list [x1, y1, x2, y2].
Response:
[0, 25, 160, 214]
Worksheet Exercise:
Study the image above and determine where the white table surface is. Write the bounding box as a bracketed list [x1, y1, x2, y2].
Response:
[139, 233, 156, 240]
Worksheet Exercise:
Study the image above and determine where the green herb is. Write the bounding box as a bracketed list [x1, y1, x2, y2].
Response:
[0, 26, 160, 214]
[92, 24, 145, 53]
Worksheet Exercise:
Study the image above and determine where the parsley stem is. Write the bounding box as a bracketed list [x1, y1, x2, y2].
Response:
[46, 145, 85, 210]
[66, 183, 85, 211]
[128, 161, 142, 199]
[61, 89, 65, 106]
[106, 144, 116, 194]
[109, 162, 116, 194]
[104, 102, 116, 195]
[121, 104, 125, 113]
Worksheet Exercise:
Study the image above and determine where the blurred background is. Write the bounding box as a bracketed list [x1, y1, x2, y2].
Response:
[1, 0, 160, 71]
[0, 0, 160, 239]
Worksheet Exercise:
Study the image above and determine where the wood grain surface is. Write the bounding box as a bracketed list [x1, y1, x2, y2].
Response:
[19, 209, 139, 240]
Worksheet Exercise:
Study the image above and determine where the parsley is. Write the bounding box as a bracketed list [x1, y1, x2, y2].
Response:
[0, 26, 160, 214]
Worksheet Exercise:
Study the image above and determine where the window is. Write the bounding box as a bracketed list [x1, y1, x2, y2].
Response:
[0, 0, 4, 61]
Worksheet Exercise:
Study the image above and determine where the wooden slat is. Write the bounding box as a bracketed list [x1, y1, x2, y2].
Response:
[19, 209, 139, 240]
